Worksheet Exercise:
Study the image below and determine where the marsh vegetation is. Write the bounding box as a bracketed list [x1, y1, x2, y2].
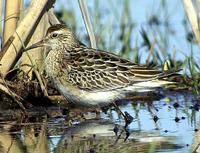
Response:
[0, 0, 200, 152]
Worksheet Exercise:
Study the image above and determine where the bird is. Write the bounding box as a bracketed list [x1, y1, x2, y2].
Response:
[25, 24, 178, 121]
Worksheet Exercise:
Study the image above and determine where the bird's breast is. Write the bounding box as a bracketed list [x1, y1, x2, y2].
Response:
[44, 50, 63, 78]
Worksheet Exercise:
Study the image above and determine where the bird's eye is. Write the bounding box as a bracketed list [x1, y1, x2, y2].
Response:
[52, 33, 58, 38]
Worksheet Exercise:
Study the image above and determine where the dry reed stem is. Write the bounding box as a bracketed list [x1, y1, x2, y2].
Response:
[3, 0, 21, 44]
[183, 0, 200, 46]
[0, 0, 54, 78]
[48, 8, 60, 25]
[20, 0, 24, 13]
[78, 0, 97, 49]
[0, 36, 14, 60]
[0, 0, 3, 36]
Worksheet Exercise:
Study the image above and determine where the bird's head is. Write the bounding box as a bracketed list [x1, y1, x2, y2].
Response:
[25, 24, 80, 51]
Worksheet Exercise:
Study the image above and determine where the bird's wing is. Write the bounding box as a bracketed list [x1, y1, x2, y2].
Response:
[61, 47, 174, 92]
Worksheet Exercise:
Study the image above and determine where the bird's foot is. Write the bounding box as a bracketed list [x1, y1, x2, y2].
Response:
[112, 101, 134, 128]
[124, 111, 134, 128]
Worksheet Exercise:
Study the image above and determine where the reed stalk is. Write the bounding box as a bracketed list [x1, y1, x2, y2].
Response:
[3, 0, 21, 45]
[0, 0, 3, 37]
[78, 0, 97, 49]
[183, 0, 200, 47]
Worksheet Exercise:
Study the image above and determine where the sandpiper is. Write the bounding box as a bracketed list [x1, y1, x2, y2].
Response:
[25, 24, 177, 122]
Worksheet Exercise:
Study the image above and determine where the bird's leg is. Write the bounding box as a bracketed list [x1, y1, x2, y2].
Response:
[112, 101, 126, 118]
[112, 101, 133, 128]
[95, 108, 101, 119]
[147, 102, 159, 123]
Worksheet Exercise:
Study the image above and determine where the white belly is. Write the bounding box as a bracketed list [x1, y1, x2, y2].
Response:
[51, 78, 169, 107]
[56, 80, 120, 107]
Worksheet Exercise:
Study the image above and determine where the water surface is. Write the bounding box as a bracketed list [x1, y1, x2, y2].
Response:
[0, 91, 199, 153]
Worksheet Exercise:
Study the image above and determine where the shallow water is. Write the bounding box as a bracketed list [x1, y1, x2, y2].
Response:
[0, 91, 199, 153]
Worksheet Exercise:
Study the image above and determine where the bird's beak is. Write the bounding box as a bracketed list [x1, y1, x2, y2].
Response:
[25, 39, 45, 51]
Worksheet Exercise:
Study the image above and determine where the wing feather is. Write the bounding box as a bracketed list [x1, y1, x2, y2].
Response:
[61, 47, 174, 91]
